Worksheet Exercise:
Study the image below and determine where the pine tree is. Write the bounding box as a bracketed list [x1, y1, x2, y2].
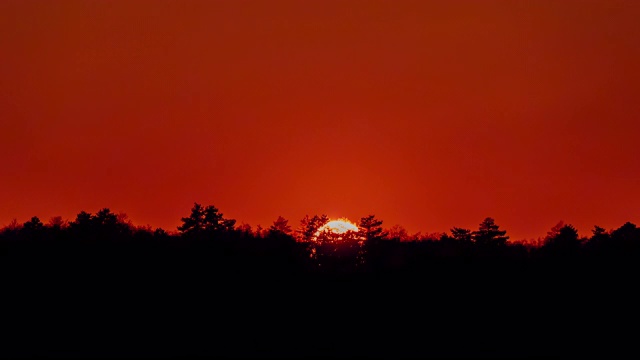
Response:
[295, 215, 312, 242]
[269, 216, 292, 235]
[359, 215, 384, 242]
[450, 227, 472, 243]
[177, 202, 205, 235]
[472, 217, 509, 246]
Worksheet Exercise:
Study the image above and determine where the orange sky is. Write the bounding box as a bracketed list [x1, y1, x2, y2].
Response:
[1, 0, 639, 240]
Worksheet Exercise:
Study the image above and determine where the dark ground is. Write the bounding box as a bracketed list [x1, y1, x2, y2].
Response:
[2, 254, 638, 358]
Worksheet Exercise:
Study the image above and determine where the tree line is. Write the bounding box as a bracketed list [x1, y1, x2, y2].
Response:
[2, 202, 639, 273]
[2, 202, 638, 357]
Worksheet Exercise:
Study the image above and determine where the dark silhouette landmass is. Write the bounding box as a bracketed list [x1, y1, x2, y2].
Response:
[2, 203, 639, 357]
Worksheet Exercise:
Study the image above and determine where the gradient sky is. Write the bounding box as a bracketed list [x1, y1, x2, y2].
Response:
[2, 0, 639, 240]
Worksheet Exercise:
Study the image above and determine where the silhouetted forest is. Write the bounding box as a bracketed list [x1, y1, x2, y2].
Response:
[2, 203, 639, 357]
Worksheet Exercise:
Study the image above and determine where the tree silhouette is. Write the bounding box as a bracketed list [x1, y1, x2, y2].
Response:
[610, 222, 640, 254]
[585, 225, 610, 254]
[1, 218, 22, 233]
[177, 202, 205, 235]
[385, 224, 409, 241]
[237, 223, 253, 236]
[544, 221, 565, 241]
[2, 204, 640, 358]
[255, 224, 265, 238]
[543, 223, 581, 256]
[68, 210, 93, 237]
[358, 215, 385, 271]
[177, 203, 236, 236]
[203, 205, 224, 231]
[93, 208, 132, 239]
[221, 218, 237, 232]
[73, 211, 92, 226]
[472, 217, 509, 247]
[359, 215, 384, 242]
[450, 227, 472, 243]
[94, 208, 118, 227]
[269, 216, 292, 236]
[611, 222, 639, 242]
[47, 216, 68, 230]
[295, 215, 312, 242]
[206, 205, 236, 232]
[295, 214, 329, 242]
[153, 227, 168, 238]
[591, 225, 608, 239]
[22, 216, 44, 231]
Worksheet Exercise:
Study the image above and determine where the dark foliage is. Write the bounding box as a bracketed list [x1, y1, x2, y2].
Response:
[1, 206, 639, 357]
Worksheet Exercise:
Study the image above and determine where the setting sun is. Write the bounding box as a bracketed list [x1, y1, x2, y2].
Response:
[2, 0, 639, 358]
[316, 219, 359, 235]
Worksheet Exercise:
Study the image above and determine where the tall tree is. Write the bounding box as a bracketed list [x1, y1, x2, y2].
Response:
[544, 221, 565, 242]
[69, 211, 93, 236]
[92, 208, 132, 239]
[177, 202, 205, 235]
[543, 223, 581, 255]
[385, 224, 409, 241]
[203, 205, 224, 232]
[610, 222, 639, 251]
[269, 216, 292, 236]
[73, 211, 92, 227]
[2, 218, 22, 232]
[611, 222, 639, 243]
[22, 216, 44, 231]
[47, 216, 68, 230]
[153, 228, 168, 238]
[94, 208, 118, 227]
[586, 225, 610, 252]
[295, 214, 329, 242]
[220, 218, 237, 232]
[450, 227, 472, 243]
[254, 224, 265, 238]
[237, 223, 253, 236]
[178, 203, 236, 235]
[359, 215, 384, 242]
[591, 225, 608, 239]
[472, 217, 509, 246]
[295, 215, 312, 242]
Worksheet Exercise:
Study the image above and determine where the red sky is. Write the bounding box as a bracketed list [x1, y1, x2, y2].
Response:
[1, 0, 639, 240]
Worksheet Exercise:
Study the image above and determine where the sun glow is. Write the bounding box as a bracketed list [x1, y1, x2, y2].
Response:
[317, 219, 359, 235]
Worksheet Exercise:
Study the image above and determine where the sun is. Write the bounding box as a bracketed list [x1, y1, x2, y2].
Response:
[315, 218, 359, 236]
